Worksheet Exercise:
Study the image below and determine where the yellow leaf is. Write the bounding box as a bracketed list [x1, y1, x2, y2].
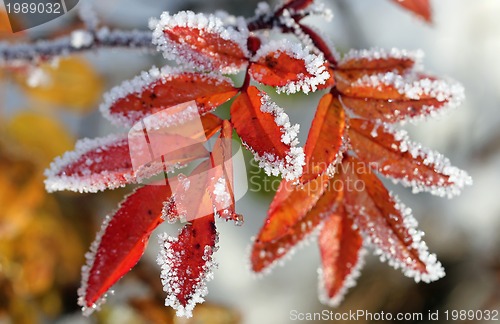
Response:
[6, 112, 74, 164]
[18, 57, 104, 112]
[0, 157, 43, 237]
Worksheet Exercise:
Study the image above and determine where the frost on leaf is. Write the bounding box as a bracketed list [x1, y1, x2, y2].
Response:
[252, 174, 343, 273]
[349, 119, 472, 198]
[301, 93, 345, 183]
[44, 134, 137, 193]
[128, 113, 223, 182]
[231, 86, 305, 181]
[165, 160, 216, 223]
[391, 0, 432, 23]
[318, 208, 365, 307]
[151, 11, 249, 74]
[209, 120, 240, 223]
[157, 214, 218, 318]
[341, 156, 445, 283]
[78, 184, 173, 315]
[338, 47, 422, 75]
[257, 173, 329, 243]
[336, 71, 465, 123]
[44, 114, 222, 194]
[100, 66, 238, 127]
[249, 40, 330, 94]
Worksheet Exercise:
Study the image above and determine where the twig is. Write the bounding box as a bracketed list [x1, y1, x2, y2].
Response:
[0, 28, 154, 66]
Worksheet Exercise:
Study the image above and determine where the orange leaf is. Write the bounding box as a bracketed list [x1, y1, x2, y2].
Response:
[349, 118, 471, 197]
[231, 86, 304, 181]
[251, 174, 342, 273]
[256, 173, 329, 243]
[336, 72, 464, 123]
[340, 95, 444, 123]
[391, 0, 432, 23]
[337, 48, 420, 73]
[152, 11, 249, 73]
[78, 184, 173, 315]
[249, 41, 330, 94]
[102, 68, 237, 127]
[301, 93, 345, 183]
[318, 207, 364, 306]
[341, 156, 444, 283]
[334, 71, 404, 99]
[210, 120, 241, 223]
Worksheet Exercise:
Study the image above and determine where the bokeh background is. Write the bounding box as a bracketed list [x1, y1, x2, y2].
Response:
[1, 0, 499, 323]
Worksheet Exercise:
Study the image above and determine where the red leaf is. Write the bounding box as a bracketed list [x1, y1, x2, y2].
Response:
[209, 120, 241, 223]
[157, 214, 218, 318]
[337, 48, 420, 74]
[340, 156, 444, 283]
[129, 113, 224, 181]
[318, 207, 364, 306]
[340, 95, 444, 123]
[391, 0, 432, 23]
[231, 86, 305, 181]
[349, 118, 471, 197]
[45, 114, 222, 193]
[78, 184, 173, 314]
[335, 71, 406, 99]
[301, 93, 345, 183]
[44, 134, 137, 193]
[251, 174, 342, 273]
[336, 72, 464, 123]
[249, 41, 330, 94]
[166, 160, 216, 223]
[256, 173, 329, 243]
[153, 11, 249, 74]
[102, 68, 238, 127]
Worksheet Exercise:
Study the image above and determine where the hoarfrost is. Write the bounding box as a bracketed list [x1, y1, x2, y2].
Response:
[351, 194, 446, 283]
[99, 65, 234, 127]
[70, 30, 94, 49]
[341, 47, 424, 70]
[157, 232, 218, 318]
[318, 248, 367, 307]
[247, 92, 305, 181]
[353, 72, 465, 123]
[378, 123, 473, 198]
[252, 39, 330, 94]
[151, 11, 249, 74]
[44, 134, 137, 193]
[213, 176, 231, 207]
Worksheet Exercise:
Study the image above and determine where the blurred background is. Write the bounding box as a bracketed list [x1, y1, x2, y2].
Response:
[0, 0, 499, 323]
